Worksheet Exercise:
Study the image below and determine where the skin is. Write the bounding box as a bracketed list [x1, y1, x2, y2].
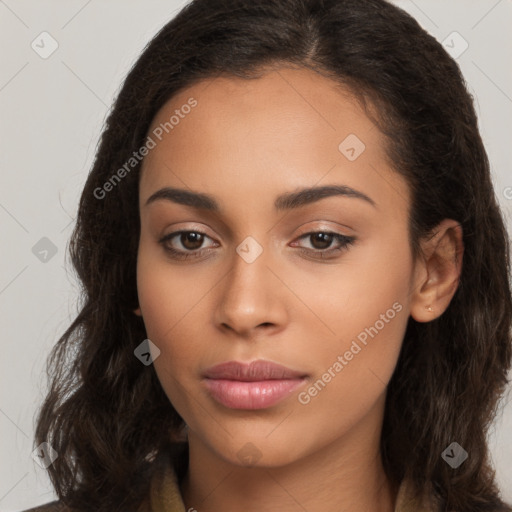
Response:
[134, 65, 463, 512]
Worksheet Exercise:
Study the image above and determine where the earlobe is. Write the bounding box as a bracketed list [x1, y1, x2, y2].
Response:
[133, 307, 142, 316]
[409, 219, 464, 323]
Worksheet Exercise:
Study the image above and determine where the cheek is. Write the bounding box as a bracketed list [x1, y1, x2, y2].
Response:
[295, 296, 408, 441]
[292, 234, 412, 396]
[283, 231, 412, 339]
[135, 246, 217, 381]
[136, 276, 205, 369]
[136, 240, 208, 344]
[138, 273, 206, 417]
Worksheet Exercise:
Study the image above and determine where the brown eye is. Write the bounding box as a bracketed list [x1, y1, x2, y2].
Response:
[180, 232, 205, 250]
[308, 232, 334, 250]
[159, 230, 217, 260]
[291, 231, 356, 260]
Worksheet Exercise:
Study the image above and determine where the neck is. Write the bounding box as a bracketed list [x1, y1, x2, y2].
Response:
[180, 394, 397, 512]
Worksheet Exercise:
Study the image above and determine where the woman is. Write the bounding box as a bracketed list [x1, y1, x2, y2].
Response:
[23, 0, 512, 510]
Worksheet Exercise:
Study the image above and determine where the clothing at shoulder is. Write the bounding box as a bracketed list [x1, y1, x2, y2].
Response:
[20, 501, 69, 512]
[19, 449, 439, 512]
[394, 478, 441, 512]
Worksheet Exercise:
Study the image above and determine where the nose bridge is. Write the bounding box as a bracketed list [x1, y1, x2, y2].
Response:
[215, 233, 284, 334]
[225, 234, 271, 308]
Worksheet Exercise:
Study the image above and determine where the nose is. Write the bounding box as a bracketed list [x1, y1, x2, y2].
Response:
[214, 242, 288, 339]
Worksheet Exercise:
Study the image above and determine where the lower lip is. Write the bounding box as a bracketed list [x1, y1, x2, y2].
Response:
[203, 378, 306, 409]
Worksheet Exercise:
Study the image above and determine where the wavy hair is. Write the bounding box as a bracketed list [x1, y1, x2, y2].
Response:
[33, 0, 512, 510]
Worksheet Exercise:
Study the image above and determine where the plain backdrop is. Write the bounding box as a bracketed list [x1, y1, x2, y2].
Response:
[1, 0, 511, 510]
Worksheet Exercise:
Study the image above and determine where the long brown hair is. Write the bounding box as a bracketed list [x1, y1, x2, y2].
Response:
[34, 0, 512, 510]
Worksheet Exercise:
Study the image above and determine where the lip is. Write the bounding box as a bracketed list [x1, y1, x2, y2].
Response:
[202, 360, 308, 410]
[202, 360, 307, 381]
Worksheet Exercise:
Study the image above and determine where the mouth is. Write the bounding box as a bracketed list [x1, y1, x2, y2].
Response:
[201, 360, 308, 410]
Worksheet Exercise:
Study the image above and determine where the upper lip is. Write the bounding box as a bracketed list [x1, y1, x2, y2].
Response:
[202, 360, 307, 381]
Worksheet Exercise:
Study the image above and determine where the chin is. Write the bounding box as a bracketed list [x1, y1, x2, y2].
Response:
[207, 434, 307, 469]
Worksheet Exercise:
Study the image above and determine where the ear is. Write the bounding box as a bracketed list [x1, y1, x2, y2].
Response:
[410, 219, 464, 323]
[133, 307, 142, 316]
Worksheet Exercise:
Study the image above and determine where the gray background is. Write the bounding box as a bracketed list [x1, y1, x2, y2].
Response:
[1, 0, 511, 510]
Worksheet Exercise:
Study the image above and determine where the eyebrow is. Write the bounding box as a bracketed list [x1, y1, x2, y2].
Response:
[144, 184, 376, 211]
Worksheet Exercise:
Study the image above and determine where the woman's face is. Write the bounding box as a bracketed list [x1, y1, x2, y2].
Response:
[136, 65, 418, 467]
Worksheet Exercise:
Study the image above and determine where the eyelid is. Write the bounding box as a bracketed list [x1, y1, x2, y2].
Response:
[158, 221, 216, 240]
[295, 222, 354, 236]
[159, 229, 217, 247]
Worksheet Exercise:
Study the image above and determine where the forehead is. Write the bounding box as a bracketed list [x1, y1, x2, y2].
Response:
[145, 65, 377, 156]
[139, 65, 410, 216]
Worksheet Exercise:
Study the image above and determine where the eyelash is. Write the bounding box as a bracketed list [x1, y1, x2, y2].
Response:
[158, 230, 356, 261]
